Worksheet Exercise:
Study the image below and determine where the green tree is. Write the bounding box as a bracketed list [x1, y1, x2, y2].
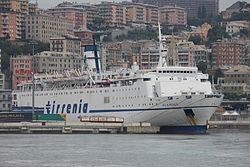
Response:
[0, 39, 49, 73]
[197, 61, 208, 74]
[206, 26, 230, 47]
[230, 12, 250, 21]
[213, 68, 224, 84]
[116, 26, 157, 41]
[188, 35, 202, 45]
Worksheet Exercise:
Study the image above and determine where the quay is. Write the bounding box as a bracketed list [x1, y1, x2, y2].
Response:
[209, 121, 250, 129]
[0, 122, 160, 134]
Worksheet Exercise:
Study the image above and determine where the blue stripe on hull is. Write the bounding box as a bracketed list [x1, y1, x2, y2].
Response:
[160, 125, 207, 134]
[89, 105, 218, 113]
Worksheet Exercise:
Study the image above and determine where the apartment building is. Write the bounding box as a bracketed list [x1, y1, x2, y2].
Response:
[177, 41, 195, 67]
[70, 3, 99, 26]
[50, 35, 81, 54]
[104, 42, 123, 70]
[0, 8, 21, 40]
[32, 51, 83, 74]
[0, 73, 4, 90]
[51, 2, 99, 27]
[125, 3, 147, 24]
[0, 49, 4, 90]
[212, 40, 246, 68]
[145, 4, 158, 25]
[25, 14, 73, 43]
[47, 5, 87, 29]
[141, 47, 160, 69]
[193, 45, 210, 64]
[221, 65, 250, 95]
[159, 5, 187, 25]
[123, 2, 158, 25]
[226, 21, 250, 36]
[10, 55, 33, 90]
[103, 41, 141, 70]
[0, 89, 12, 112]
[132, 0, 219, 17]
[96, 2, 127, 27]
[0, 0, 38, 38]
[74, 28, 93, 46]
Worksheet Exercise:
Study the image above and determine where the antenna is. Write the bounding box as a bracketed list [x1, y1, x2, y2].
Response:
[157, 23, 165, 67]
[93, 38, 100, 74]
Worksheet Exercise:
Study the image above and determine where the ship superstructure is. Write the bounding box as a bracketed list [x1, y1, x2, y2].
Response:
[12, 25, 223, 134]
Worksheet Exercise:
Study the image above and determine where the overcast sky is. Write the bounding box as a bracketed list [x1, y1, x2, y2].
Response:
[34, 0, 241, 11]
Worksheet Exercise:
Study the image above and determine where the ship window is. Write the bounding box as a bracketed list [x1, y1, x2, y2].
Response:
[143, 78, 151, 81]
[159, 71, 162, 73]
[104, 97, 110, 103]
[168, 97, 173, 100]
[184, 71, 187, 73]
[170, 71, 173, 73]
[163, 71, 166, 73]
[167, 71, 170, 73]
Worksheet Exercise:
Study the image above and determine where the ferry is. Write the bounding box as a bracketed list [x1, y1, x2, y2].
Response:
[12, 25, 223, 134]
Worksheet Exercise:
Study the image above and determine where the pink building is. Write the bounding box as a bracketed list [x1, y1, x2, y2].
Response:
[0, 8, 21, 40]
[212, 40, 246, 68]
[74, 28, 93, 46]
[159, 5, 187, 25]
[95, 2, 127, 27]
[47, 6, 87, 29]
[10, 55, 33, 90]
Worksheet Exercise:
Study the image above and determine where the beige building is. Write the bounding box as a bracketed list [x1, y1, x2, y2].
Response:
[25, 14, 73, 43]
[96, 2, 127, 27]
[0, 89, 12, 112]
[32, 51, 83, 74]
[125, 3, 147, 24]
[124, 2, 158, 25]
[226, 21, 250, 36]
[0, 73, 4, 90]
[177, 41, 195, 67]
[221, 65, 250, 95]
[159, 5, 187, 25]
[50, 35, 81, 54]
[102, 41, 141, 70]
[140, 41, 160, 69]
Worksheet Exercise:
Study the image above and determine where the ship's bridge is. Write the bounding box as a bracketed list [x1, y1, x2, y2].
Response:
[156, 66, 198, 75]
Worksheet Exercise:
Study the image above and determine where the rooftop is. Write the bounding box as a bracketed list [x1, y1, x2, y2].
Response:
[225, 65, 250, 73]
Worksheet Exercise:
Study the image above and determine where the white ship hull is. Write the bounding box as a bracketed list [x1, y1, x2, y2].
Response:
[13, 85, 222, 127]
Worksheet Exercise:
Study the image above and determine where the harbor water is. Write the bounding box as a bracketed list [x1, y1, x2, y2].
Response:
[0, 129, 249, 167]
